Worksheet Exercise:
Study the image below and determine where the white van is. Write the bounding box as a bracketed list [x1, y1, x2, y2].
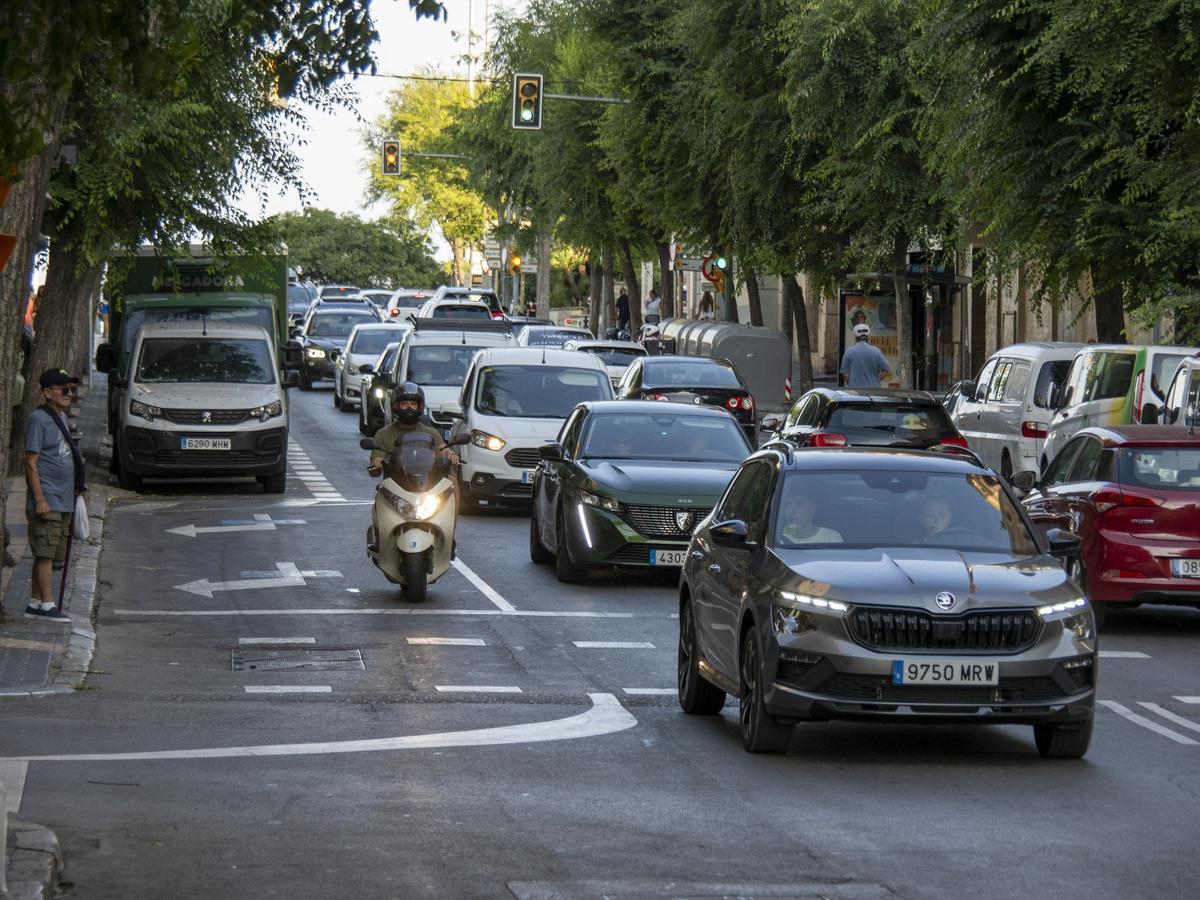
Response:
[951, 342, 1083, 481]
[114, 321, 293, 493]
[443, 348, 613, 508]
[1153, 354, 1200, 426]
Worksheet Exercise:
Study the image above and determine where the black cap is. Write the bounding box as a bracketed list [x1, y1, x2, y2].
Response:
[39, 368, 80, 389]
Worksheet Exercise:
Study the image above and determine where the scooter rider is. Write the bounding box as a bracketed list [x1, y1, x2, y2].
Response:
[367, 382, 458, 477]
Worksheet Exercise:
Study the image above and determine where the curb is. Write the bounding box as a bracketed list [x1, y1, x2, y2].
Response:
[48, 513, 104, 691]
[3, 819, 62, 900]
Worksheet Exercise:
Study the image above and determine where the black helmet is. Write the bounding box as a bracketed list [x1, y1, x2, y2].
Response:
[391, 381, 425, 425]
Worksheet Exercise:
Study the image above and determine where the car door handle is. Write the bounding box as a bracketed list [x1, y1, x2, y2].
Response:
[690, 550, 705, 561]
[708, 564, 722, 575]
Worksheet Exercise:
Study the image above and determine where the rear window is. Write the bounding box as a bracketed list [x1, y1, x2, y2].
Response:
[1151, 353, 1189, 397]
[582, 346, 646, 366]
[320, 286, 360, 298]
[1033, 360, 1071, 408]
[432, 304, 491, 320]
[392, 293, 428, 309]
[827, 403, 956, 439]
[644, 361, 740, 389]
[1119, 447, 1200, 491]
[524, 329, 591, 347]
[349, 329, 398, 355]
[308, 313, 376, 338]
[406, 345, 485, 386]
[475, 365, 612, 418]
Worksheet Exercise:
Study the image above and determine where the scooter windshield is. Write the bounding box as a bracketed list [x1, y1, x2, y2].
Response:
[386, 432, 445, 493]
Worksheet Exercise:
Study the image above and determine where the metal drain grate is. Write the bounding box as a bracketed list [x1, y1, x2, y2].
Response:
[232, 649, 365, 672]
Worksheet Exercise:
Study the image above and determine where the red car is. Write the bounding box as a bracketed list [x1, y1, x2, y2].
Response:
[1016, 426, 1200, 624]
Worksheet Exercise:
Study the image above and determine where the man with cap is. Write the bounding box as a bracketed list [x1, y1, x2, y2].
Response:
[24, 368, 85, 622]
[840, 323, 893, 388]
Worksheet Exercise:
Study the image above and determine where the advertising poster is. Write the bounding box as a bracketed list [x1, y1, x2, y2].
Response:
[841, 290, 899, 386]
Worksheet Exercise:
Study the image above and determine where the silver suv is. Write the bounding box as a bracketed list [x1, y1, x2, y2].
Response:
[678, 446, 1096, 758]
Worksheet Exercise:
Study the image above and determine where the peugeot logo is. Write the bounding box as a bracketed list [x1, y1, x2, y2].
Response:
[935, 591, 956, 611]
[675, 511, 695, 533]
[200, 411, 212, 423]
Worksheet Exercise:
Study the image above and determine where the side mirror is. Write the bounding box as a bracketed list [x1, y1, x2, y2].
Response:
[329, 349, 341, 360]
[959, 379, 975, 398]
[760, 414, 782, 433]
[1140, 402, 1159, 425]
[438, 401, 464, 421]
[1010, 470, 1037, 492]
[538, 443, 564, 462]
[359, 363, 375, 375]
[359, 437, 378, 451]
[283, 370, 300, 388]
[710, 519, 752, 547]
[95, 343, 114, 374]
[1045, 527, 1082, 559]
[289, 326, 301, 338]
[449, 433, 472, 447]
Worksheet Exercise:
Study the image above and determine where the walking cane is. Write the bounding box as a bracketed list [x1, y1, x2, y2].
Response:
[56, 514, 75, 613]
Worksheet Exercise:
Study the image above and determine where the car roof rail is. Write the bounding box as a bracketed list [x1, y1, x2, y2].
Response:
[407, 317, 514, 335]
[928, 444, 987, 467]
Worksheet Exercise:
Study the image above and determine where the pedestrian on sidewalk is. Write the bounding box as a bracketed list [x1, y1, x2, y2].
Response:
[645, 289, 662, 319]
[616, 289, 631, 332]
[839, 324, 892, 388]
[24, 368, 85, 623]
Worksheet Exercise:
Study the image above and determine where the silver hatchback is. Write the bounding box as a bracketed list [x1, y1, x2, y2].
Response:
[678, 447, 1097, 758]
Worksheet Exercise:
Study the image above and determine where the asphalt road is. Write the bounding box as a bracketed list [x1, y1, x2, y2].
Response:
[4, 385, 1200, 899]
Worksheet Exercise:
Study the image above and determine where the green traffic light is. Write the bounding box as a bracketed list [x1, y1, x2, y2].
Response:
[715, 256, 727, 269]
[521, 107, 534, 121]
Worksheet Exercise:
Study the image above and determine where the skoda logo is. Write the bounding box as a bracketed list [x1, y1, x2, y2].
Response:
[935, 592, 956, 611]
[675, 511, 695, 533]
[201, 411, 212, 423]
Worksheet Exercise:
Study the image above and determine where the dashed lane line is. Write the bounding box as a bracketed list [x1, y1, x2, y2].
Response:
[435, 685, 523, 694]
[1099, 700, 1198, 745]
[1138, 702, 1200, 736]
[622, 688, 675, 696]
[239, 637, 316, 646]
[244, 686, 332, 694]
[1098, 651, 1151, 659]
[1175, 697, 1200, 704]
[574, 641, 656, 649]
[407, 637, 487, 646]
[449, 558, 517, 612]
[0, 759, 28, 813]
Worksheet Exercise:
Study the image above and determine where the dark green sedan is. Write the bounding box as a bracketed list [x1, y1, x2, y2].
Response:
[529, 400, 753, 582]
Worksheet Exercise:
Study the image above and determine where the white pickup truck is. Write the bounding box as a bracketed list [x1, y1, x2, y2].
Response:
[111, 320, 295, 492]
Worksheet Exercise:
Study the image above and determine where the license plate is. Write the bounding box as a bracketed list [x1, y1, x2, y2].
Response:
[520, 471, 534, 484]
[1171, 558, 1200, 578]
[181, 438, 231, 451]
[649, 548, 687, 566]
[441, 428, 452, 441]
[891, 659, 999, 686]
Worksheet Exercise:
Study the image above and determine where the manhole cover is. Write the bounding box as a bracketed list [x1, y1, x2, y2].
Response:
[232, 649, 365, 672]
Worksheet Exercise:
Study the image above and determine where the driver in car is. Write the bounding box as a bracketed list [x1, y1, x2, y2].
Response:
[368, 382, 458, 477]
[919, 497, 953, 541]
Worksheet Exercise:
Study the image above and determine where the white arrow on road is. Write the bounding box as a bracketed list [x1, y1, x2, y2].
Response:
[174, 562, 341, 598]
[166, 514, 307, 538]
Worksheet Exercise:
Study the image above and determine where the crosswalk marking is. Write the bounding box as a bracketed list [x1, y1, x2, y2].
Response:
[287, 441, 345, 502]
[1138, 702, 1200, 735]
[239, 637, 316, 646]
[622, 688, 675, 696]
[573, 641, 655, 649]
[407, 637, 487, 646]
[1174, 697, 1200, 704]
[435, 685, 522, 694]
[1099, 700, 1199, 745]
[1098, 651, 1151, 659]
[244, 685, 332, 694]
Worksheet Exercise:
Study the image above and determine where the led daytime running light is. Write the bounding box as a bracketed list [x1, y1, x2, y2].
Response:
[778, 590, 848, 613]
[1037, 597, 1087, 618]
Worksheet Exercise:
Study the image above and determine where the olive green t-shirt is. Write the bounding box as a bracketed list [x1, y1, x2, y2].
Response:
[371, 421, 446, 463]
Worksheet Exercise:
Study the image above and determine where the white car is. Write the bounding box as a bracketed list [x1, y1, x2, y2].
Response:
[561, 339, 647, 386]
[333, 322, 408, 410]
[516, 325, 594, 348]
[444, 348, 613, 508]
[428, 285, 504, 316]
[415, 297, 495, 322]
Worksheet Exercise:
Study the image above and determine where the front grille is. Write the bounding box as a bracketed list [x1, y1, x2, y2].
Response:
[498, 483, 532, 498]
[847, 606, 1041, 654]
[621, 505, 712, 538]
[163, 408, 249, 425]
[814, 673, 1068, 704]
[151, 450, 263, 465]
[605, 545, 652, 564]
[504, 447, 541, 469]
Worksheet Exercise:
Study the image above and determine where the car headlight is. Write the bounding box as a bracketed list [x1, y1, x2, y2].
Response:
[372, 388, 385, 399]
[1062, 612, 1094, 641]
[580, 490, 622, 512]
[384, 487, 449, 521]
[1036, 598, 1087, 620]
[306, 347, 326, 359]
[778, 589, 848, 615]
[129, 399, 161, 421]
[250, 400, 283, 422]
[773, 604, 816, 635]
[471, 429, 506, 452]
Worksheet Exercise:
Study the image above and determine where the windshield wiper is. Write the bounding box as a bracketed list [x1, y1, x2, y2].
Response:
[863, 424, 898, 432]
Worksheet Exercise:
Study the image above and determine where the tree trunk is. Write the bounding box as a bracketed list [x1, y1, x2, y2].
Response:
[782, 274, 813, 393]
[619, 239, 642, 334]
[745, 266, 764, 327]
[655, 240, 674, 318]
[587, 255, 601, 335]
[450, 238, 466, 287]
[1092, 270, 1126, 343]
[891, 234, 912, 388]
[779, 274, 793, 345]
[535, 229, 552, 320]
[602, 248, 615, 331]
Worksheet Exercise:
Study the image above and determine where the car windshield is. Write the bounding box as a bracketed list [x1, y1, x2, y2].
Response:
[1033, 360, 1071, 408]
[349, 329, 398, 355]
[582, 346, 645, 366]
[1119, 447, 1200, 491]
[432, 304, 490, 319]
[525, 329, 590, 347]
[475, 365, 611, 418]
[772, 470, 1039, 555]
[826, 403, 958, 442]
[581, 412, 750, 461]
[645, 361, 739, 389]
[136, 338, 274, 384]
[407, 345, 484, 386]
[308, 313, 375, 338]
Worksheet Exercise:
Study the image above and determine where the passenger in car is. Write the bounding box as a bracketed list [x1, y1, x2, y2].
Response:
[779, 494, 842, 544]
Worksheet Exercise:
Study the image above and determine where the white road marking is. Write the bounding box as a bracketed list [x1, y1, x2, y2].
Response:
[1175, 697, 1200, 704]
[244, 686, 332, 694]
[174, 562, 343, 598]
[1098, 651, 1151, 659]
[1139, 702, 1200, 735]
[3, 693, 633, 761]
[116, 607, 644, 619]
[407, 637, 487, 646]
[167, 514, 306, 538]
[238, 637, 317, 646]
[435, 685, 522, 694]
[450, 558, 517, 612]
[574, 641, 655, 649]
[288, 440, 345, 501]
[0, 759, 28, 813]
[1099, 700, 1199, 745]
[622, 688, 675, 696]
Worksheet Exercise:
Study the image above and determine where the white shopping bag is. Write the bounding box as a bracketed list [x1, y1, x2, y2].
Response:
[73, 494, 90, 541]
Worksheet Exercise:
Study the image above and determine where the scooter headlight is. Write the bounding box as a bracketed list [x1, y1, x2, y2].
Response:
[385, 487, 449, 521]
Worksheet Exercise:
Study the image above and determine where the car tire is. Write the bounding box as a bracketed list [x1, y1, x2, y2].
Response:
[299, 371, 313, 391]
[260, 472, 286, 494]
[739, 628, 791, 753]
[333, 380, 343, 408]
[1033, 716, 1093, 759]
[529, 498, 552, 564]
[678, 599, 725, 714]
[118, 467, 143, 492]
[401, 551, 427, 603]
[1066, 556, 1107, 627]
[555, 505, 588, 583]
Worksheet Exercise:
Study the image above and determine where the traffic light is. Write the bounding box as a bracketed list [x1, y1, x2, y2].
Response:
[381, 139, 401, 175]
[512, 73, 543, 130]
[715, 256, 728, 272]
[507, 252, 523, 275]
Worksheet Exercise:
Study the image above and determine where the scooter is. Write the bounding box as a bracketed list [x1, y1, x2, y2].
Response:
[360, 432, 470, 602]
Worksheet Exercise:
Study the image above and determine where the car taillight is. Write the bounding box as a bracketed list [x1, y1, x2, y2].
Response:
[1133, 371, 1145, 423]
[740, 395, 754, 411]
[388, 308, 400, 317]
[1092, 488, 1162, 513]
[726, 397, 739, 410]
[939, 434, 969, 448]
[808, 431, 848, 448]
[1021, 420, 1047, 438]
[648, 393, 670, 402]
